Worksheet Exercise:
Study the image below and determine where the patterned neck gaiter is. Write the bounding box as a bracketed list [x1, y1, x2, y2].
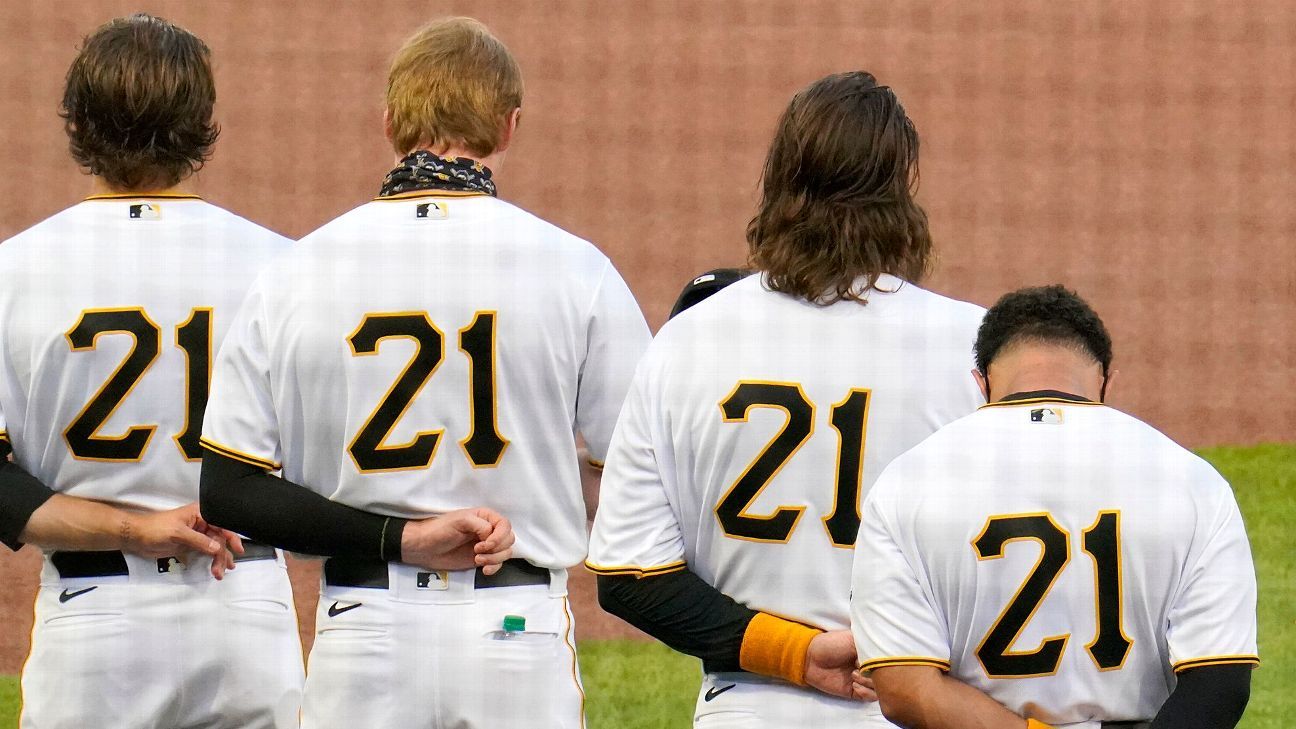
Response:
[378, 150, 497, 197]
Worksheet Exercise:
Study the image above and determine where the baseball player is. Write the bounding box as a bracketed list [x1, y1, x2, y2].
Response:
[851, 285, 1256, 729]
[0, 14, 304, 728]
[586, 71, 986, 728]
[198, 17, 650, 729]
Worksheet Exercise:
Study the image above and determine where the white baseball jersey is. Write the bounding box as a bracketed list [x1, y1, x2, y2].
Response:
[587, 274, 985, 631]
[852, 396, 1259, 725]
[201, 191, 650, 568]
[0, 194, 290, 510]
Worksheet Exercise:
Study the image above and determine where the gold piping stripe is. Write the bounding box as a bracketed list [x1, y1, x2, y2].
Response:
[199, 437, 281, 470]
[583, 560, 687, 577]
[84, 193, 203, 201]
[1172, 655, 1259, 673]
[561, 597, 587, 729]
[0, 431, 8, 443]
[371, 190, 489, 202]
[859, 657, 952, 671]
[979, 397, 1103, 410]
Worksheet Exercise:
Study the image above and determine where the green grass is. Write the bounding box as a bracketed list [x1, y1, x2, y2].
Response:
[1203, 444, 1296, 728]
[581, 640, 700, 728]
[0, 445, 1289, 729]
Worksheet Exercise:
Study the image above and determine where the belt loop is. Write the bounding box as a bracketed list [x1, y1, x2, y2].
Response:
[547, 567, 568, 598]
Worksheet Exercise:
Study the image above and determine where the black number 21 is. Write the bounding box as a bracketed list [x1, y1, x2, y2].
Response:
[65, 308, 212, 462]
[973, 511, 1133, 677]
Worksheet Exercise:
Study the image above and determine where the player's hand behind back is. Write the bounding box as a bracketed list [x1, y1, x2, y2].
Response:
[400, 508, 514, 573]
[805, 630, 876, 702]
[121, 503, 245, 580]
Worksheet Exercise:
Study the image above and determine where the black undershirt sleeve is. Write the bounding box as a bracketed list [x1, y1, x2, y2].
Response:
[0, 440, 56, 552]
[1149, 664, 1251, 729]
[596, 569, 756, 672]
[200, 449, 406, 560]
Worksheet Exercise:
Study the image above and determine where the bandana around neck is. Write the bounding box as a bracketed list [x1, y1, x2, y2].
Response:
[378, 150, 497, 198]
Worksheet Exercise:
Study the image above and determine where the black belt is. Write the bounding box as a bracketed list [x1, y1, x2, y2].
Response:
[50, 541, 277, 579]
[324, 557, 550, 590]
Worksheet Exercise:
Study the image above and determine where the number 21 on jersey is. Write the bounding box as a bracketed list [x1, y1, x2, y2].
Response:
[973, 511, 1133, 678]
[715, 381, 869, 548]
[347, 311, 508, 473]
[65, 307, 211, 462]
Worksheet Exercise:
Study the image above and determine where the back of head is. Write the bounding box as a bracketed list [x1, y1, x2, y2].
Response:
[974, 285, 1113, 375]
[747, 71, 931, 306]
[386, 17, 523, 158]
[61, 13, 217, 191]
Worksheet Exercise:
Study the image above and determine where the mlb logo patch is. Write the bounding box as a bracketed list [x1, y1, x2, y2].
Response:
[128, 203, 161, 220]
[415, 201, 449, 220]
[415, 570, 449, 590]
[1030, 407, 1064, 424]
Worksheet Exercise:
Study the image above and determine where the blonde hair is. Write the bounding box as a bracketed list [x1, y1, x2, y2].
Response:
[385, 17, 522, 158]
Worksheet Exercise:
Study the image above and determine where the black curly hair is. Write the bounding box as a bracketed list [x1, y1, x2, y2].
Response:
[974, 285, 1112, 376]
[60, 14, 218, 190]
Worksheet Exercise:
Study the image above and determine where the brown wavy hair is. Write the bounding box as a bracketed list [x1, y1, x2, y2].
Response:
[747, 72, 932, 305]
[60, 14, 218, 190]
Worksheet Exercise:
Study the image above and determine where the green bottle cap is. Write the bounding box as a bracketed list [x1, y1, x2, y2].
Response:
[502, 614, 526, 632]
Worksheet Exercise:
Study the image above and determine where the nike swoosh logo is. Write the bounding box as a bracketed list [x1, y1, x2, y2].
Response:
[59, 587, 98, 603]
[327, 601, 362, 618]
[704, 684, 737, 702]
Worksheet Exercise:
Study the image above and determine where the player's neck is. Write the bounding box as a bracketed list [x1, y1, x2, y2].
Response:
[987, 350, 1105, 403]
[396, 145, 508, 174]
[89, 175, 196, 198]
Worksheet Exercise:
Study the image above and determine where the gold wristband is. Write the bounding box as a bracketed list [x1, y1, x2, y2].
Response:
[738, 612, 822, 686]
[1026, 720, 1056, 729]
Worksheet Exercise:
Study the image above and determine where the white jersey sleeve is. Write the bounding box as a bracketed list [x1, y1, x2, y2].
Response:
[201, 280, 281, 470]
[851, 474, 951, 672]
[585, 356, 687, 576]
[575, 261, 651, 464]
[1165, 480, 1259, 672]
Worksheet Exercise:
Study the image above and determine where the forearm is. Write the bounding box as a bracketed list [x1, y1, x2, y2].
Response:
[199, 449, 405, 560]
[873, 666, 1026, 729]
[1149, 665, 1251, 729]
[597, 569, 756, 671]
[16, 493, 148, 552]
[0, 443, 58, 550]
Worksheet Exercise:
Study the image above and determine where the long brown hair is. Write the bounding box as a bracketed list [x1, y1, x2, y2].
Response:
[61, 14, 218, 190]
[747, 72, 932, 305]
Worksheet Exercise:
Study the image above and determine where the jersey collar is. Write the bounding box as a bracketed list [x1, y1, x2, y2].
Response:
[84, 193, 203, 201]
[980, 390, 1102, 409]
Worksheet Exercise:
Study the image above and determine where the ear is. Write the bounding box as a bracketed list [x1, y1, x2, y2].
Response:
[496, 107, 522, 154]
[971, 369, 989, 401]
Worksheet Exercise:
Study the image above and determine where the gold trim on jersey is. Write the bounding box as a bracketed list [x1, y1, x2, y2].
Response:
[972, 512, 1072, 679]
[858, 656, 952, 672]
[583, 560, 687, 578]
[83, 193, 203, 201]
[586, 457, 605, 470]
[1172, 655, 1260, 673]
[561, 597, 587, 729]
[199, 437, 281, 471]
[371, 190, 489, 202]
[978, 397, 1102, 410]
[0, 431, 7, 443]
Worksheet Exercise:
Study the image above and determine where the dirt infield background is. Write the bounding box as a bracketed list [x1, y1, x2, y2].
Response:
[0, 1, 1293, 673]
